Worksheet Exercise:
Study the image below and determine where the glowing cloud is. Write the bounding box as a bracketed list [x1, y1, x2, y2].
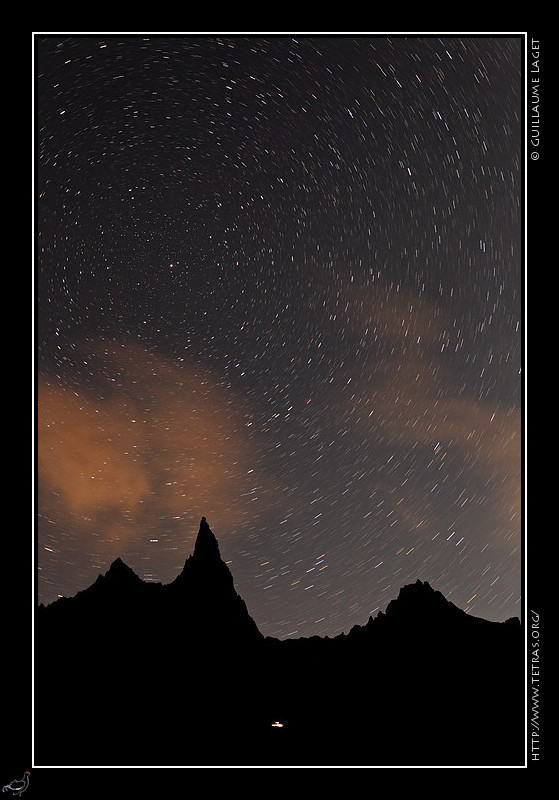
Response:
[38, 341, 263, 556]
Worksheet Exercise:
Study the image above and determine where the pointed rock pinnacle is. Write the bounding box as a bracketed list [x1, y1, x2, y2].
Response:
[193, 516, 221, 561]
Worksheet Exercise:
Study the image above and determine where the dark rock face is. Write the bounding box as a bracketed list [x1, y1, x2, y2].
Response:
[34, 520, 524, 767]
[192, 516, 221, 561]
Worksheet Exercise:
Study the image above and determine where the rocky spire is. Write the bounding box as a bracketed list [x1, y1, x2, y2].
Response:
[192, 516, 221, 562]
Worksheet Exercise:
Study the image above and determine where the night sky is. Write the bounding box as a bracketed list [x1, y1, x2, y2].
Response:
[36, 35, 523, 640]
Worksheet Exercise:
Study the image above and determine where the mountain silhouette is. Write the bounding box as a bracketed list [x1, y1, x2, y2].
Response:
[34, 518, 524, 767]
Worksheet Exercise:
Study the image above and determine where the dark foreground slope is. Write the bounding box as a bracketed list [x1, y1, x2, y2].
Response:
[35, 519, 524, 767]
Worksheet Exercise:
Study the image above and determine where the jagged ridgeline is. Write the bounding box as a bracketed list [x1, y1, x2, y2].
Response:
[35, 518, 524, 767]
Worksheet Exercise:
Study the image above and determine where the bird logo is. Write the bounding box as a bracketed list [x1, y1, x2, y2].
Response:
[2, 772, 30, 796]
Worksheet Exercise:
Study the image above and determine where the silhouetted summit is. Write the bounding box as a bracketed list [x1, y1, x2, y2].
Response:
[39, 517, 262, 648]
[192, 515, 221, 561]
[103, 556, 143, 585]
[35, 518, 524, 767]
[384, 578, 469, 625]
[380, 578, 521, 637]
[166, 518, 262, 644]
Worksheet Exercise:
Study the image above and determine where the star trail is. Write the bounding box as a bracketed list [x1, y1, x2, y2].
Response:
[35, 34, 523, 639]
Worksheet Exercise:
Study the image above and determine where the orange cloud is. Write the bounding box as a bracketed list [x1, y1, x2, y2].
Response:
[318, 276, 521, 537]
[37, 342, 263, 553]
[38, 381, 150, 518]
